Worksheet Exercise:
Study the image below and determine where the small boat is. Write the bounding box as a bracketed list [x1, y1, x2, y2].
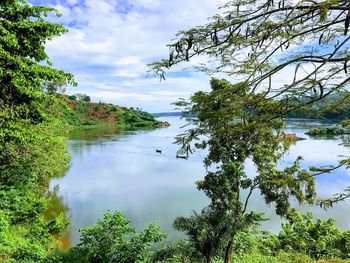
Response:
[176, 154, 188, 160]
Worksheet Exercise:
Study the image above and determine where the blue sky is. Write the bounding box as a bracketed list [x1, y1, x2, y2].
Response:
[35, 0, 225, 112]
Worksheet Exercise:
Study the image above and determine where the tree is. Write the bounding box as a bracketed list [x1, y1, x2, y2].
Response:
[151, 0, 350, 104]
[74, 211, 166, 263]
[171, 78, 316, 262]
[68, 95, 78, 101]
[0, 0, 75, 149]
[0, 0, 75, 260]
[149, 0, 350, 213]
[76, 93, 91, 102]
[173, 208, 228, 263]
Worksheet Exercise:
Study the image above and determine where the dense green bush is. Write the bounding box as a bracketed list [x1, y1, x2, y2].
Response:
[59, 211, 166, 263]
[306, 126, 348, 135]
[120, 108, 160, 128]
[230, 252, 312, 263]
[277, 212, 350, 260]
[151, 239, 202, 262]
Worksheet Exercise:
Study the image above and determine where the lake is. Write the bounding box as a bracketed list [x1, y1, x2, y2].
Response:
[50, 116, 350, 245]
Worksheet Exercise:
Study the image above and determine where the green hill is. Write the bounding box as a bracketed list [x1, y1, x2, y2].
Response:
[56, 94, 169, 129]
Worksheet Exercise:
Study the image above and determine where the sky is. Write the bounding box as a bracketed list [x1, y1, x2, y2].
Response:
[34, 0, 227, 113]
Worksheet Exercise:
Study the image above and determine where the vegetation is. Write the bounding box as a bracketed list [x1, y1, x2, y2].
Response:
[0, 1, 163, 262]
[57, 211, 166, 263]
[45, 210, 350, 263]
[171, 78, 317, 263]
[151, 211, 350, 263]
[149, 0, 350, 262]
[0, 0, 75, 261]
[150, 0, 350, 203]
[57, 94, 165, 128]
[287, 94, 350, 121]
[306, 126, 350, 135]
[276, 212, 350, 260]
[2, 0, 350, 262]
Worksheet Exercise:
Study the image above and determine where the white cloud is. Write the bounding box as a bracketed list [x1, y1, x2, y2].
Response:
[44, 0, 221, 111]
[130, 0, 161, 10]
[116, 56, 141, 65]
[66, 0, 80, 5]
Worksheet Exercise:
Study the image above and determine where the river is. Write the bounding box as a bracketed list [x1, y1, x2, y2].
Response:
[50, 116, 350, 245]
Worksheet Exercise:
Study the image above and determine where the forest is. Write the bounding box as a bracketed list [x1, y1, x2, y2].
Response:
[1, 0, 350, 262]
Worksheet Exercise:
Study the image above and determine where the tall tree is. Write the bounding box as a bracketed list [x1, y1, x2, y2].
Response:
[172, 78, 315, 262]
[149, 0, 350, 206]
[0, 0, 75, 150]
[0, 0, 75, 261]
[151, 1, 350, 260]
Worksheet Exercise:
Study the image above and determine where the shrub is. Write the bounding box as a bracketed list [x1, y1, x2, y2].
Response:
[72, 211, 167, 263]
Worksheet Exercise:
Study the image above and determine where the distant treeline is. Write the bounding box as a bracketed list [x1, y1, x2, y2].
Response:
[152, 112, 182, 117]
[286, 93, 350, 121]
[154, 94, 350, 122]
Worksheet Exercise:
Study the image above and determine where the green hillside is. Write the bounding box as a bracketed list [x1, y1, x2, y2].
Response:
[56, 94, 169, 129]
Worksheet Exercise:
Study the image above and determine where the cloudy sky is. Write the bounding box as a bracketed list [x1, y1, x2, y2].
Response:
[32, 0, 227, 112]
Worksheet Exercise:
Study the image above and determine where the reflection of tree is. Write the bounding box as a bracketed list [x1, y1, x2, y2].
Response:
[339, 134, 350, 148]
[306, 133, 350, 145]
[68, 127, 123, 158]
[45, 185, 69, 220]
[45, 185, 71, 250]
[68, 126, 121, 141]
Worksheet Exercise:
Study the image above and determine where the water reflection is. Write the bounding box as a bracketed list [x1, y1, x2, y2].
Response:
[51, 117, 350, 245]
[45, 186, 72, 250]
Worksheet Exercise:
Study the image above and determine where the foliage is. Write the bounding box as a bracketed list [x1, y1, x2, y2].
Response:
[121, 107, 161, 128]
[170, 78, 316, 263]
[153, 212, 350, 262]
[150, 0, 350, 110]
[287, 94, 350, 121]
[149, 1, 350, 260]
[0, 0, 76, 150]
[68, 95, 77, 101]
[230, 251, 313, 263]
[151, 239, 202, 263]
[277, 212, 350, 260]
[64, 211, 166, 263]
[0, 0, 74, 261]
[306, 126, 349, 135]
[173, 207, 230, 263]
[341, 119, 350, 128]
[150, 0, 350, 205]
[58, 94, 162, 128]
[75, 93, 91, 102]
[0, 111, 72, 262]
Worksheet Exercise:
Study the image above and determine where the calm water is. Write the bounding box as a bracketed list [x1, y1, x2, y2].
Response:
[50, 117, 350, 245]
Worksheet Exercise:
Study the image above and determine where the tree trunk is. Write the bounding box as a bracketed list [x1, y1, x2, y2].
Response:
[224, 240, 233, 263]
[206, 255, 211, 263]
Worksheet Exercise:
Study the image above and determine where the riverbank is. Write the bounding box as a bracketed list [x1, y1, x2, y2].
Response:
[56, 94, 170, 130]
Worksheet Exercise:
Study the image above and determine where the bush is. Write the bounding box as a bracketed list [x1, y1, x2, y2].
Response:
[277, 212, 350, 260]
[151, 239, 202, 263]
[71, 211, 167, 263]
[68, 95, 77, 101]
[306, 126, 347, 135]
[230, 252, 312, 263]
